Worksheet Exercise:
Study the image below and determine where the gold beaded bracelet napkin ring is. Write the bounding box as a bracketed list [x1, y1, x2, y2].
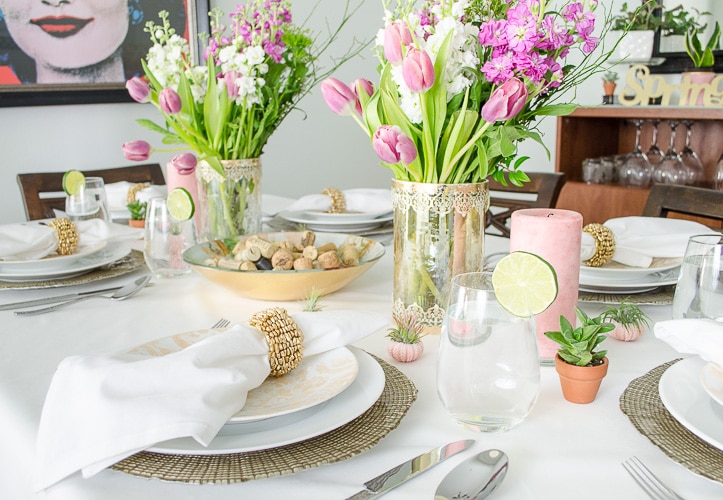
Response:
[321, 187, 346, 214]
[582, 223, 615, 267]
[248, 307, 304, 377]
[126, 183, 150, 204]
[46, 218, 80, 256]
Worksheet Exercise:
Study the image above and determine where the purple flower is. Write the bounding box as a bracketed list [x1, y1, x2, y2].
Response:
[372, 126, 417, 164]
[478, 20, 508, 48]
[482, 55, 515, 85]
[122, 141, 152, 162]
[159, 88, 182, 114]
[125, 77, 150, 103]
[402, 48, 435, 93]
[352, 78, 374, 115]
[321, 78, 356, 116]
[482, 78, 528, 123]
[384, 21, 412, 65]
[506, 22, 538, 53]
[170, 153, 198, 175]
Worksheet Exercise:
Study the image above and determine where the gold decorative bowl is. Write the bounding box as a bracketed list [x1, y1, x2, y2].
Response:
[183, 232, 385, 301]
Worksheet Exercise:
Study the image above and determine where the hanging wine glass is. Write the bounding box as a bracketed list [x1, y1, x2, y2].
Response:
[644, 119, 664, 166]
[653, 121, 687, 185]
[679, 120, 703, 186]
[619, 119, 651, 187]
[714, 154, 723, 191]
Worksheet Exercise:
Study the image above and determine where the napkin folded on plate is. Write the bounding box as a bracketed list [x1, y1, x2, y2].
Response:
[105, 182, 167, 219]
[0, 219, 142, 261]
[580, 216, 719, 268]
[654, 319, 723, 366]
[284, 188, 392, 214]
[34, 310, 388, 490]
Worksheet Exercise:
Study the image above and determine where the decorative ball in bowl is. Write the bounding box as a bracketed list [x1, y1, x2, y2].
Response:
[183, 231, 385, 300]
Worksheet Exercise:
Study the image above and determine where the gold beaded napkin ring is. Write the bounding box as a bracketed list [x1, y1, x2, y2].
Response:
[582, 223, 615, 267]
[248, 307, 304, 377]
[46, 218, 80, 256]
[321, 187, 346, 214]
[127, 182, 150, 204]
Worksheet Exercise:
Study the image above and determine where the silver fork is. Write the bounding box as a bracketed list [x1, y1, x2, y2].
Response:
[212, 318, 231, 329]
[622, 457, 685, 500]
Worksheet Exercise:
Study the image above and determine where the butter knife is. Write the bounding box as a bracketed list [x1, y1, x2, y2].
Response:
[0, 286, 123, 311]
[345, 439, 475, 499]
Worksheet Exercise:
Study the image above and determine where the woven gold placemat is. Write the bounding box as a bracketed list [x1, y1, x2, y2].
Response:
[0, 250, 145, 290]
[620, 359, 723, 483]
[579, 285, 675, 305]
[112, 354, 418, 484]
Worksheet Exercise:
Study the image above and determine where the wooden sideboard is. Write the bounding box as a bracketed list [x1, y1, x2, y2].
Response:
[554, 106, 723, 225]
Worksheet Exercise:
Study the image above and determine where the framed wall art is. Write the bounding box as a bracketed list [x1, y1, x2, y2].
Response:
[0, 0, 209, 107]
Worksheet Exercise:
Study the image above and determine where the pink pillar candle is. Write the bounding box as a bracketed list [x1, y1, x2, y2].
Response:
[165, 161, 200, 229]
[509, 209, 582, 363]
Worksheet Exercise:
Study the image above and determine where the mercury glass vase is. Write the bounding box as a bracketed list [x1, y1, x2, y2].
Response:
[196, 159, 262, 241]
[391, 180, 489, 332]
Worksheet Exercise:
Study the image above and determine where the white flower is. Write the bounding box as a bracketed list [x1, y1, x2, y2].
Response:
[245, 46, 266, 66]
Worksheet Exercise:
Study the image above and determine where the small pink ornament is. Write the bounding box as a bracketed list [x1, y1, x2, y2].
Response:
[388, 340, 424, 363]
[608, 321, 644, 342]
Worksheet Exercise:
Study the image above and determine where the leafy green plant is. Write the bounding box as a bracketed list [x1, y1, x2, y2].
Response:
[544, 307, 614, 367]
[685, 21, 721, 68]
[602, 70, 618, 83]
[387, 310, 425, 345]
[612, 1, 663, 31]
[601, 299, 650, 330]
[659, 4, 709, 36]
[126, 200, 147, 221]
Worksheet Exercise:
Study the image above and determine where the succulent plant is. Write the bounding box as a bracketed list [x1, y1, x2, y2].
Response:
[602, 70, 618, 83]
[601, 299, 650, 342]
[544, 307, 614, 367]
[387, 310, 425, 344]
[685, 21, 721, 68]
[301, 287, 325, 312]
[127, 200, 147, 220]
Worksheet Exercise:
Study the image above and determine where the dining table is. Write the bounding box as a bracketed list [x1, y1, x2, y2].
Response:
[1, 232, 722, 500]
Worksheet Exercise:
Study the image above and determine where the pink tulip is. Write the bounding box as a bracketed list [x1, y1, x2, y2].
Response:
[352, 78, 374, 114]
[481, 77, 528, 122]
[159, 88, 182, 114]
[224, 71, 240, 99]
[122, 140, 152, 161]
[321, 78, 357, 115]
[126, 77, 150, 103]
[170, 153, 198, 175]
[402, 48, 435, 93]
[372, 125, 417, 164]
[384, 21, 412, 65]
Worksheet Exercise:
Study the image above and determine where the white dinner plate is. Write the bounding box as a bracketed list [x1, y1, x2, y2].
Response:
[659, 356, 723, 451]
[147, 346, 385, 455]
[578, 271, 678, 293]
[126, 329, 360, 423]
[278, 209, 393, 232]
[0, 240, 107, 273]
[701, 362, 723, 408]
[579, 258, 681, 282]
[0, 242, 131, 282]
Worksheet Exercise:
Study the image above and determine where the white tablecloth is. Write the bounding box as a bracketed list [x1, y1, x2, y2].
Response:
[1, 236, 721, 500]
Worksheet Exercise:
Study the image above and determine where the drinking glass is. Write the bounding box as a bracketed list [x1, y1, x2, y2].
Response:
[619, 120, 651, 187]
[679, 121, 703, 186]
[672, 234, 723, 321]
[644, 120, 664, 166]
[715, 154, 723, 191]
[437, 272, 540, 432]
[65, 177, 111, 222]
[653, 121, 687, 185]
[144, 197, 197, 279]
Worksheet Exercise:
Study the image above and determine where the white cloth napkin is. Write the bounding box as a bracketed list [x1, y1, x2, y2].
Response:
[654, 319, 723, 366]
[284, 188, 392, 214]
[0, 220, 142, 261]
[580, 216, 719, 268]
[105, 181, 166, 219]
[34, 310, 389, 490]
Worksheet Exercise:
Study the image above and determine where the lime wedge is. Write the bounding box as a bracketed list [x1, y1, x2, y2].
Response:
[491, 251, 558, 318]
[167, 187, 195, 221]
[62, 170, 85, 196]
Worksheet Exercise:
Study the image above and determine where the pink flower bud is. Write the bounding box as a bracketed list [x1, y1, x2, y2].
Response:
[482, 78, 528, 123]
[224, 71, 240, 99]
[384, 21, 412, 65]
[321, 78, 357, 116]
[352, 78, 374, 114]
[372, 125, 417, 164]
[170, 153, 197, 175]
[126, 77, 150, 103]
[159, 87, 182, 114]
[122, 140, 152, 162]
[402, 48, 435, 93]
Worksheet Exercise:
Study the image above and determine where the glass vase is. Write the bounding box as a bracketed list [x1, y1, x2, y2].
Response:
[196, 159, 262, 241]
[391, 180, 489, 332]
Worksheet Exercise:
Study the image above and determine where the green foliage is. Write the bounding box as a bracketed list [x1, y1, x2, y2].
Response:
[685, 21, 721, 68]
[301, 287, 326, 312]
[659, 4, 709, 36]
[544, 307, 614, 367]
[126, 201, 147, 220]
[387, 310, 425, 345]
[612, 1, 663, 31]
[602, 70, 618, 83]
[601, 298, 650, 329]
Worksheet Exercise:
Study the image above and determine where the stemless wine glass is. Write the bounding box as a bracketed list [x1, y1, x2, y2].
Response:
[65, 177, 111, 222]
[644, 119, 664, 166]
[672, 234, 723, 321]
[144, 197, 197, 279]
[437, 272, 540, 433]
[653, 121, 687, 185]
[619, 119, 651, 187]
[679, 120, 703, 186]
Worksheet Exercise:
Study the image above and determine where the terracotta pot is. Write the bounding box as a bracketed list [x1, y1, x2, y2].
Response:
[554, 354, 608, 404]
[128, 219, 145, 228]
[602, 82, 616, 96]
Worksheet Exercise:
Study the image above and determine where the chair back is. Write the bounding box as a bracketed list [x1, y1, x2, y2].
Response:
[486, 172, 566, 237]
[642, 184, 723, 228]
[17, 164, 165, 220]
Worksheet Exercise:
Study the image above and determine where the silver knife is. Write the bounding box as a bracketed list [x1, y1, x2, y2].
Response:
[345, 439, 475, 499]
[0, 286, 123, 311]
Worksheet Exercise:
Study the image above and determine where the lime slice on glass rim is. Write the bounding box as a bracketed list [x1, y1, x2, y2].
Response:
[167, 187, 195, 221]
[491, 251, 558, 318]
[62, 170, 85, 196]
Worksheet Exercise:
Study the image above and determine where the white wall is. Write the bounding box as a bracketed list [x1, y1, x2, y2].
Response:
[0, 0, 624, 225]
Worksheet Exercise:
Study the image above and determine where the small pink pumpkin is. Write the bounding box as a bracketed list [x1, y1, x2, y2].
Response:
[388, 340, 424, 363]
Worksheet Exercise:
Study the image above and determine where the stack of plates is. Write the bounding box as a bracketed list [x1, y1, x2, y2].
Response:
[579, 258, 681, 294]
[276, 209, 393, 234]
[0, 241, 132, 283]
[124, 329, 385, 455]
[659, 357, 723, 452]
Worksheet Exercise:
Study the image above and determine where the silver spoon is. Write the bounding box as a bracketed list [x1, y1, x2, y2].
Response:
[435, 449, 509, 500]
[15, 275, 152, 316]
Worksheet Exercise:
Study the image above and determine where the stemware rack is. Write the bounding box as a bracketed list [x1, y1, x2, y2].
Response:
[555, 106, 723, 225]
